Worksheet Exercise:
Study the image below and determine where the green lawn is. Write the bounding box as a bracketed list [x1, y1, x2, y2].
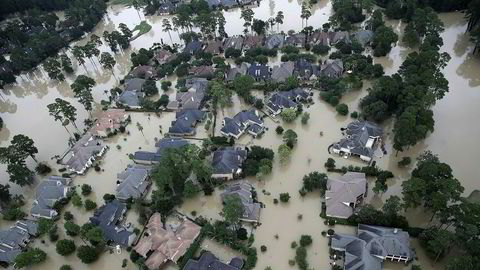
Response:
[131, 21, 152, 40]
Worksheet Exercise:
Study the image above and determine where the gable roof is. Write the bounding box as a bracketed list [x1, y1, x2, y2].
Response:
[154, 49, 176, 64]
[31, 176, 72, 218]
[243, 35, 265, 49]
[266, 34, 285, 49]
[285, 33, 306, 47]
[247, 63, 270, 80]
[167, 79, 207, 110]
[271, 61, 294, 82]
[266, 88, 309, 113]
[308, 31, 329, 46]
[64, 133, 106, 174]
[326, 172, 366, 218]
[135, 213, 201, 270]
[169, 109, 206, 135]
[226, 63, 249, 81]
[0, 220, 38, 264]
[91, 109, 128, 136]
[204, 40, 223, 54]
[320, 59, 344, 78]
[352, 30, 374, 46]
[333, 121, 383, 159]
[220, 109, 263, 137]
[224, 36, 244, 50]
[89, 200, 134, 246]
[189, 65, 214, 77]
[118, 90, 145, 107]
[212, 148, 247, 175]
[183, 41, 204, 54]
[125, 78, 146, 92]
[183, 251, 244, 270]
[116, 165, 151, 201]
[221, 182, 261, 222]
[134, 138, 190, 163]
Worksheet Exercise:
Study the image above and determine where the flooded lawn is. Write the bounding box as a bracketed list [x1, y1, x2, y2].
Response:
[0, 1, 479, 270]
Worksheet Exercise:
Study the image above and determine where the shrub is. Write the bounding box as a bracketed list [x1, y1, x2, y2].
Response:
[77, 245, 99, 264]
[103, 193, 116, 203]
[60, 265, 72, 270]
[350, 111, 359, 118]
[260, 245, 267, 252]
[280, 108, 297, 122]
[254, 99, 264, 109]
[84, 199, 97, 211]
[299, 235, 313, 247]
[327, 229, 335, 236]
[14, 248, 46, 268]
[301, 112, 310, 124]
[3, 208, 26, 220]
[161, 80, 172, 91]
[35, 163, 52, 175]
[312, 44, 330, 55]
[237, 228, 248, 240]
[336, 103, 349, 115]
[122, 258, 128, 268]
[398, 157, 411, 167]
[273, 198, 279, 204]
[279, 193, 290, 203]
[275, 126, 284, 134]
[56, 239, 76, 256]
[64, 221, 80, 236]
[291, 241, 298, 249]
[324, 158, 336, 169]
[81, 184, 92, 196]
[288, 259, 296, 266]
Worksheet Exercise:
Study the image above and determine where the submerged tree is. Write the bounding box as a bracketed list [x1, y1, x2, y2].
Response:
[71, 75, 96, 114]
[100, 52, 117, 78]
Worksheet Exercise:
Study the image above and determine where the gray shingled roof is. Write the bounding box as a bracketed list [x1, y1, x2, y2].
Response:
[266, 88, 309, 114]
[352, 30, 374, 46]
[169, 109, 205, 136]
[285, 33, 306, 47]
[331, 224, 412, 270]
[266, 34, 285, 49]
[134, 138, 189, 163]
[116, 165, 151, 201]
[247, 63, 270, 81]
[325, 172, 366, 218]
[31, 176, 72, 218]
[271, 61, 294, 82]
[226, 63, 249, 81]
[64, 133, 106, 174]
[0, 220, 38, 264]
[221, 182, 261, 222]
[220, 109, 264, 138]
[167, 79, 206, 110]
[183, 252, 244, 270]
[224, 36, 244, 50]
[125, 78, 146, 92]
[212, 148, 247, 175]
[118, 90, 145, 108]
[89, 200, 135, 246]
[333, 121, 383, 159]
[183, 41, 204, 54]
[320, 59, 344, 79]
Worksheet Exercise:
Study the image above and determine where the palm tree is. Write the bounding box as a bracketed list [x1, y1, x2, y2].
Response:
[241, 8, 254, 34]
[300, 3, 311, 28]
[275, 11, 284, 32]
[162, 19, 173, 43]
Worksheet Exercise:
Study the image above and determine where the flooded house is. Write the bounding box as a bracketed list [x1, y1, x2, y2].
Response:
[31, 176, 72, 219]
[243, 34, 265, 50]
[116, 165, 151, 202]
[134, 213, 201, 270]
[188, 65, 215, 78]
[90, 109, 129, 137]
[329, 31, 351, 45]
[265, 33, 285, 49]
[246, 63, 271, 81]
[223, 36, 244, 51]
[167, 78, 207, 110]
[225, 62, 249, 82]
[331, 224, 413, 269]
[271, 61, 294, 83]
[154, 48, 176, 65]
[266, 88, 310, 115]
[183, 251, 244, 270]
[352, 30, 374, 46]
[63, 132, 107, 174]
[320, 59, 344, 79]
[331, 121, 383, 162]
[0, 220, 38, 266]
[168, 109, 206, 137]
[294, 58, 320, 80]
[285, 33, 306, 48]
[220, 109, 264, 139]
[133, 138, 189, 165]
[128, 65, 156, 80]
[221, 182, 261, 223]
[118, 78, 146, 109]
[183, 40, 204, 55]
[204, 40, 224, 55]
[325, 172, 366, 219]
[211, 147, 247, 180]
[308, 30, 329, 46]
[89, 200, 136, 247]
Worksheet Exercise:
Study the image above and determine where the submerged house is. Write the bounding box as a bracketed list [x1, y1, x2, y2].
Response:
[204, 40, 223, 55]
[0, 220, 38, 265]
[266, 88, 310, 115]
[271, 61, 294, 83]
[129, 65, 156, 79]
[308, 31, 329, 46]
[167, 78, 207, 110]
[247, 63, 271, 81]
[31, 176, 72, 219]
[325, 172, 367, 219]
[134, 138, 189, 165]
[329, 31, 351, 45]
[134, 213, 201, 270]
[294, 58, 319, 80]
[221, 182, 261, 223]
[183, 252, 244, 270]
[320, 59, 344, 79]
[224, 36, 244, 51]
[91, 109, 129, 137]
[243, 34, 265, 50]
[211, 147, 247, 180]
[118, 78, 146, 108]
[154, 49, 176, 65]
[285, 33, 306, 48]
[352, 30, 374, 46]
[89, 200, 135, 247]
[226, 62, 249, 82]
[331, 224, 413, 270]
[168, 109, 206, 136]
[220, 109, 264, 139]
[188, 65, 215, 78]
[64, 132, 107, 174]
[266, 34, 285, 49]
[116, 165, 151, 202]
[183, 41, 204, 55]
[332, 121, 383, 162]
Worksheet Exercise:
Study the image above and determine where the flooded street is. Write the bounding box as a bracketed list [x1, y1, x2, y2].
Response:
[0, 0, 479, 269]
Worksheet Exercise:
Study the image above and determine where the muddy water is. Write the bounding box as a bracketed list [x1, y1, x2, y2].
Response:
[0, 1, 479, 270]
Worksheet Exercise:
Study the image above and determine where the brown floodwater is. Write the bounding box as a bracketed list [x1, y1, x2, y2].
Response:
[0, 1, 479, 269]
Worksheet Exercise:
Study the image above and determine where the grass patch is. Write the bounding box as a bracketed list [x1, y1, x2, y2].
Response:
[131, 21, 152, 40]
[109, 0, 134, 6]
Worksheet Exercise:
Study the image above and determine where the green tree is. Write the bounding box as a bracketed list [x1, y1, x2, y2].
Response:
[252, 19, 267, 35]
[100, 52, 116, 78]
[81, 184, 92, 196]
[14, 248, 46, 268]
[280, 108, 297, 122]
[84, 199, 97, 211]
[275, 11, 284, 32]
[60, 54, 74, 74]
[77, 245, 99, 264]
[240, 8, 254, 33]
[64, 221, 80, 236]
[184, 181, 200, 198]
[43, 57, 65, 81]
[299, 235, 313, 247]
[279, 192, 290, 203]
[85, 227, 104, 246]
[209, 81, 232, 110]
[162, 18, 173, 42]
[7, 161, 33, 186]
[283, 129, 298, 147]
[118, 23, 132, 40]
[56, 239, 76, 256]
[72, 45, 86, 69]
[278, 144, 292, 164]
[300, 2, 312, 28]
[222, 196, 244, 230]
[372, 25, 398, 56]
[336, 103, 349, 115]
[301, 172, 328, 194]
[47, 98, 78, 132]
[233, 75, 254, 99]
[143, 80, 158, 96]
[136, 122, 144, 136]
[71, 75, 95, 114]
[10, 134, 38, 162]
